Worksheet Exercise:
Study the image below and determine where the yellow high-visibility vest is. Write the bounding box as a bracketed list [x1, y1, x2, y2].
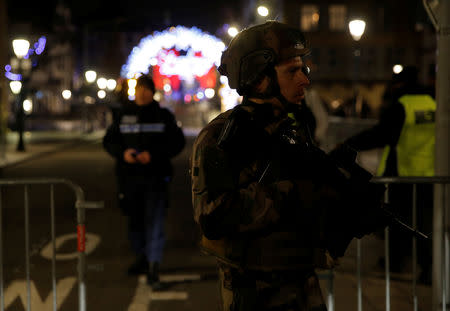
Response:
[377, 94, 436, 176]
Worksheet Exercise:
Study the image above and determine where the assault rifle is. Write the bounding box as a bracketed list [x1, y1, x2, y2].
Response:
[264, 120, 429, 258]
[218, 103, 429, 259]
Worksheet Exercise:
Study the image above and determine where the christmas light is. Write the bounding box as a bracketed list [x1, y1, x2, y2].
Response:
[121, 26, 225, 81]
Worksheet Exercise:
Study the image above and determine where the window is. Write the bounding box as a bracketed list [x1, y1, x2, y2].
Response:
[301, 5, 320, 31]
[329, 5, 347, 31]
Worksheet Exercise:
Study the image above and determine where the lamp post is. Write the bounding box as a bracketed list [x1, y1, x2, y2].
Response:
[82, 70, 97, 132]
[348, 19, 366, 117]
[12, 38, 30, 151]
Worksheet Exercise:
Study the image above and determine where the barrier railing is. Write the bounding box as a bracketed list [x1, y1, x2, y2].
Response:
[0, 178, 103, 311]
[321, 176, 450, 311]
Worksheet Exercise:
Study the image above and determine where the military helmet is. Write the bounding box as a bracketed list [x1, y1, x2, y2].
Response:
[218, 21, 310, 95]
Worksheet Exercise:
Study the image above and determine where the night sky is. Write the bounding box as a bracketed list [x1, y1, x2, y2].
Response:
[6, 0, 244, 35]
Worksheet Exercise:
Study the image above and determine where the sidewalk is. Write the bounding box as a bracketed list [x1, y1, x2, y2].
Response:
[0, 130, 105, 169]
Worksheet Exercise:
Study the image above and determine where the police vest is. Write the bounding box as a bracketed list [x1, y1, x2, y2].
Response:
[377, 94, 436, 176]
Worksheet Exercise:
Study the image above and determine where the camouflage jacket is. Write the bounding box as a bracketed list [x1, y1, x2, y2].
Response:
[191, 98, 335, 271]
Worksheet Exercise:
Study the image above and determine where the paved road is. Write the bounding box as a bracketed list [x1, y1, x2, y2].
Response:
[0, 133, 432, 311]
[0, 137, 221, 311]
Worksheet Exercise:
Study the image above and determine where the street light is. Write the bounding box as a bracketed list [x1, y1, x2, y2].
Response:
[228, 26, 239, 37]
[348, 19, 366, 117]
[85, 70, 97, 84]
[393, 64, 403, 74]
[348, 19, 366, 41]
[257, 6, 269, 17]
[62, 89, 72, 100]
[9, 81, 22, 94]
[12, 38, 30, 152]
[12, 39, 30, 58]
[96, 77, 107, 89]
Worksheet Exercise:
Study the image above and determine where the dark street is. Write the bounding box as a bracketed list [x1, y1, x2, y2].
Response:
[0, 135, 221, 310]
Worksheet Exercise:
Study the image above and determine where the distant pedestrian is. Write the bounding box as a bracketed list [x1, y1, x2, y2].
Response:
[103, 74, 185, 290]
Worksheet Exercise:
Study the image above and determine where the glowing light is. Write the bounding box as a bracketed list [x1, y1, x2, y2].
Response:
[228, 26, 239, 37]
[23, 99, 33, 113]
[9, 81, 22, 94]
[5, 65, 11, 71]
[62, 90, 72, 99]
[128, 95, 135, 101]
[84, 96, 95, 104]
[196, 91, 204, 100]
[312, 13, 320, 22]
[219, 83, 242, 111]
[331, 100, 342, 109]
[163, 84, 172, 92]
[220, 76, 228, 84]
[184, 94, 192, 102]
[154, 92, 162, 101]
[121, 26, 225, 79]
[107, 79, 117, 91]
[257, 6, 269, 17]
[35, 37, 46, 55]
[5, 72, 21, 81]
[128, 88, 136, 96]
[205, 88, 215, 99]
[348, 19, 366, 41]
[12, 39, 30, 58]
[97, 90, 106, 99]
[128, 78, 137, 88]
[97, 77, 108, 89]
[85, 70, 97, 83]
[393, 64, 403, 74]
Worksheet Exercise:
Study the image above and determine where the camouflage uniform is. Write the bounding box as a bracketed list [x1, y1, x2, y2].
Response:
[191, 99, 335, 311]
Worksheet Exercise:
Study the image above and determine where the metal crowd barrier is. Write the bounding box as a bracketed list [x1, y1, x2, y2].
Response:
[0, 178, 103, 311]
[322, 176, 450, 311]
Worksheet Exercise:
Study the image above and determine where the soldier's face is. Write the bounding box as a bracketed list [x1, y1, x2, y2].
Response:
[275, 56, 310, 104]
[135, 86, 154, 106]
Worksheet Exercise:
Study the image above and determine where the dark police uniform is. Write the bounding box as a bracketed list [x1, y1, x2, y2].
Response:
[104, 100, 185, 263]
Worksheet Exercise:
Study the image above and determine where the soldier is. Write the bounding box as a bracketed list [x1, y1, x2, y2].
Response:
[190, 21, 385, 311]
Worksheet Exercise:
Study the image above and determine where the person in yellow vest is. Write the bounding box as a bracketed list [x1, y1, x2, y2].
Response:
[341, 66, 435, 284]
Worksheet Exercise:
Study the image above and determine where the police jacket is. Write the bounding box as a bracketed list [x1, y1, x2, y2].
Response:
[191, 98, 337, 271]
[344, 84, 435, 177]
[103, 100, 185, 179]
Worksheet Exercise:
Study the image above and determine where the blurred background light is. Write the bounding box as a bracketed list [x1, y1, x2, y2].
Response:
[23, 99, 33, 113]
[393, 64, 404, 74]
[257, 6, 269, 17]
[9, 80, 22, 94]
[163, 84, 172, 92]
[106, 79, 117, 91]
[348, 19, 366, 41]
[85, 70, 97, 83]
[97, 90, 106, 99]
[205, 88, 215, 99]
[227, 26, 238, 37]
[12, 39, 30, 58]
[97, 77, 108, 89]
[62, 89, 72, 99]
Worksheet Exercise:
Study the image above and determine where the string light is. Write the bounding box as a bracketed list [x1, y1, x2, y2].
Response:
[121, 26, 225, 80]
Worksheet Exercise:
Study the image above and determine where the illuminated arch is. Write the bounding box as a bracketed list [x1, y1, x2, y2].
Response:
[121, 26, 225, 83]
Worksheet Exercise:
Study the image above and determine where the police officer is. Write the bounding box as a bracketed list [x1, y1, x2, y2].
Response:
[103, 75, 185, 289]
[342, 66, 435, 283]
[190, 21, 379, 311]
